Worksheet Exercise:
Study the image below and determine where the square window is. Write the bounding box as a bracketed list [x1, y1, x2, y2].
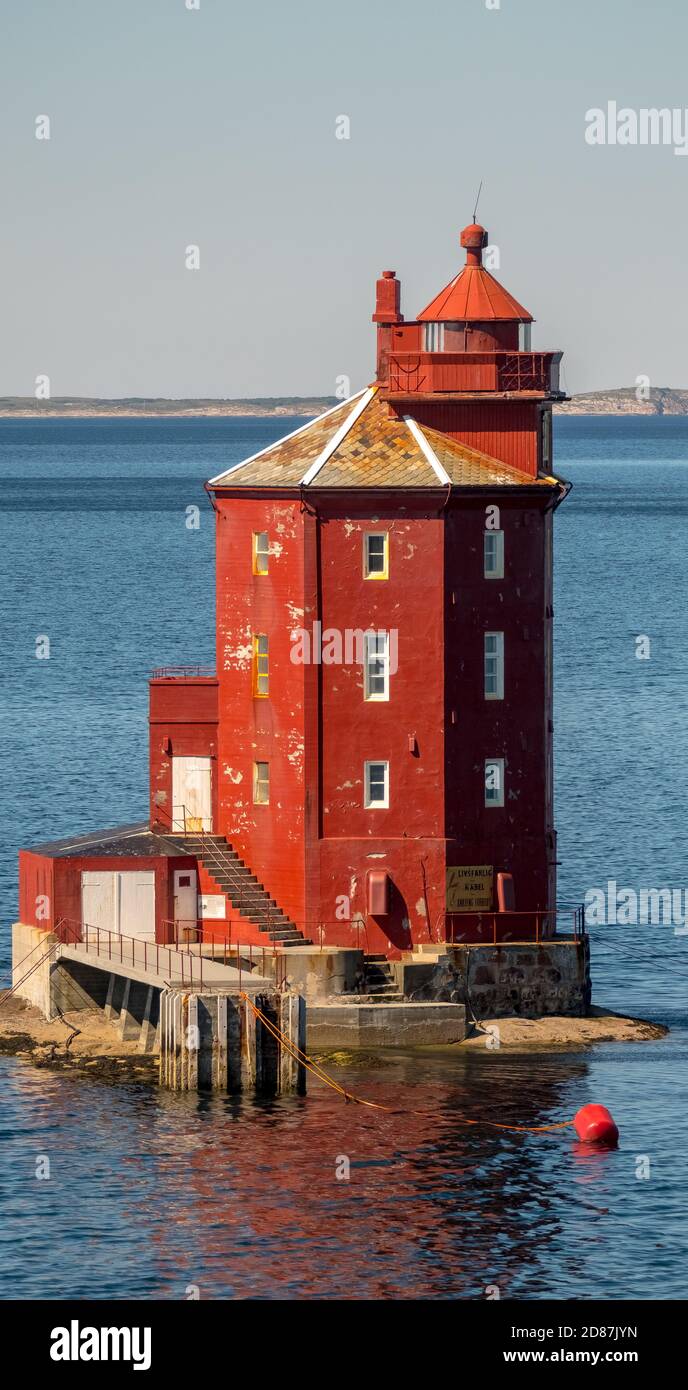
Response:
[484, 530, 504, 579]
[364, 631, 389, 701]
[364, 760, 389, 809]
[364, 532, 389, 580]
[485, 758, 504, 807]
[253, 761, 269, 805]
[484, 631, 504, 700]
[253, 634, 269, 697]
[253, 532, 269, 576]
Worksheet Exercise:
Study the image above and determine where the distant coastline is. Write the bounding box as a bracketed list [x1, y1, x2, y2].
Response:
[1, 387, 687, 419]
[555, 387, 688, 416]
[0, 396, 339, 420]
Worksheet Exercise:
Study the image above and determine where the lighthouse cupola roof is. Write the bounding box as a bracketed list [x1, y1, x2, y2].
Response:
[417, 221, 533, 324]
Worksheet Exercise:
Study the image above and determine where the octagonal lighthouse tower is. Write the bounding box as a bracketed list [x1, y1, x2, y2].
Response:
[170, 218, 570, 958]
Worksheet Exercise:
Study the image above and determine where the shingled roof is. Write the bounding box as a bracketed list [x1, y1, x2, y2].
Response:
[207, 388, 557, 492]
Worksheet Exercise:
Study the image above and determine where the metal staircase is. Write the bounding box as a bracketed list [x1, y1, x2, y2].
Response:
[177, 833, 311, 948]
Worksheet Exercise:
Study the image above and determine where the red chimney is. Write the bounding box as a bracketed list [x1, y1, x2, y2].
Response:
[373, 270, 403, 384]
[373, 270, 402, 323]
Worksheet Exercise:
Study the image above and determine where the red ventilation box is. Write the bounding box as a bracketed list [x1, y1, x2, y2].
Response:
[497, 872, 515, 912]
[367, 870, 390, 916]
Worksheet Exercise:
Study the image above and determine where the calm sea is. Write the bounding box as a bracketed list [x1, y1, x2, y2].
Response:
[0, 414, 686, 1300]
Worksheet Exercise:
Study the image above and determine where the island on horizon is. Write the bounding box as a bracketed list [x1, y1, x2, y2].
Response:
[1, 386, 687, 419]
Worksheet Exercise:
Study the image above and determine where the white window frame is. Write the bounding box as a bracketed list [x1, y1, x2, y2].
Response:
[363, 532, 389, 580]
[364, 631, 389, 701]
[484, 530, 504, 580]
[485, 758, 505, 807]
[253, 761, 269, 805]
[484, 631, 504, 700]
[364, 760, 389, 809]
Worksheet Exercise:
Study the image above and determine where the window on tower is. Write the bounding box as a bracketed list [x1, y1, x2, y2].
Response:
[252, 532, 270, 575]
[363, 532, 389, 580]
[253, 761, 270, 804]
[484, 530, 504, 579]
[364, 632, 389, 701]
[484, 632, 504, 699]
[423, 323, 445, 352]
[485, 758, 505, 807]
[253, 634, 269, 697]
[364, 760, 389, 808]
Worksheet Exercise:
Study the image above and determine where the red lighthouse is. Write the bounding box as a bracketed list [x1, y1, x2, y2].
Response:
[18, 219, 571, 971]
[179, 219, 567, 955]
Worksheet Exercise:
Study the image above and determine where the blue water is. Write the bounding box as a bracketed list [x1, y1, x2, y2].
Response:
[1, 414, 687, 1300]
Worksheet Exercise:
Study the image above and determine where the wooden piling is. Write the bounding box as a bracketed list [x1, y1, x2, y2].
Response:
[158, 987, 306, 1095]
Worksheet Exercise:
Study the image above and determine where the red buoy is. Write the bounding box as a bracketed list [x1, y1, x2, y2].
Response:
[573, 1104, 619, 1147]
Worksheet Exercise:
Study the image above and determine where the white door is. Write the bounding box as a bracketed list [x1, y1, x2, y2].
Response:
[172, 756, 212, 832]
[118, 871, 156, 942]
[81, 870, 156, 942]
[81, 872, 115, 941]
[173, 868, 198, 941]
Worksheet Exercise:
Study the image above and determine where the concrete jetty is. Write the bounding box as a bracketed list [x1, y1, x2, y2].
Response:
[11, 924, 305, 1094]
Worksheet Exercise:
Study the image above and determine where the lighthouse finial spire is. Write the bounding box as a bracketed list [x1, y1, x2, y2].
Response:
[472, 179, 483, 225]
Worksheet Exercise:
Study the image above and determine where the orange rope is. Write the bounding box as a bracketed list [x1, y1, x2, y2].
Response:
[240, 994, 574, 1134]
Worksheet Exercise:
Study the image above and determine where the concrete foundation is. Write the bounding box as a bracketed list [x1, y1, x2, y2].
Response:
[307, 1001, 466, 1048]
[11, 924, 590, 1064]
[257, 946, 363, 1001]
[12, 923, 58, 1017]
[397, 939, 591, 1018]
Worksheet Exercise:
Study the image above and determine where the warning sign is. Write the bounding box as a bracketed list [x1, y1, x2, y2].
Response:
[446, 865, 493, 912]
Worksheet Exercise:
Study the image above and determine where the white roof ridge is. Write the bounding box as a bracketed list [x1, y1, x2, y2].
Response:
[300, 386, 377, 486]
[403, 415, 451, 486]
[207, 390, 367, 486]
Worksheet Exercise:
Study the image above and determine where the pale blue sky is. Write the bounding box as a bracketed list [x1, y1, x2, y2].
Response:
[2, 0, 687, 397]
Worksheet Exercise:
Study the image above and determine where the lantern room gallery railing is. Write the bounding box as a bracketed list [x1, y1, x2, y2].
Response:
[386, 350, 562, 396]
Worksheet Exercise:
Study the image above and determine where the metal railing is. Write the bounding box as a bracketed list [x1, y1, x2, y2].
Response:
[153, 803, 284, 930]
[150, 665, 216, 680]
[497, 352, 556, 394]
[55, 916, 208, 988]
[444, 906, 585, 947]
[385, 349, 562, 396]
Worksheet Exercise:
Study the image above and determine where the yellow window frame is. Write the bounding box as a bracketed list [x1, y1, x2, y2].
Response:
[363, 531, 389, 580]
[252, 531, 269, 576]
[253, 634, 269, 698]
